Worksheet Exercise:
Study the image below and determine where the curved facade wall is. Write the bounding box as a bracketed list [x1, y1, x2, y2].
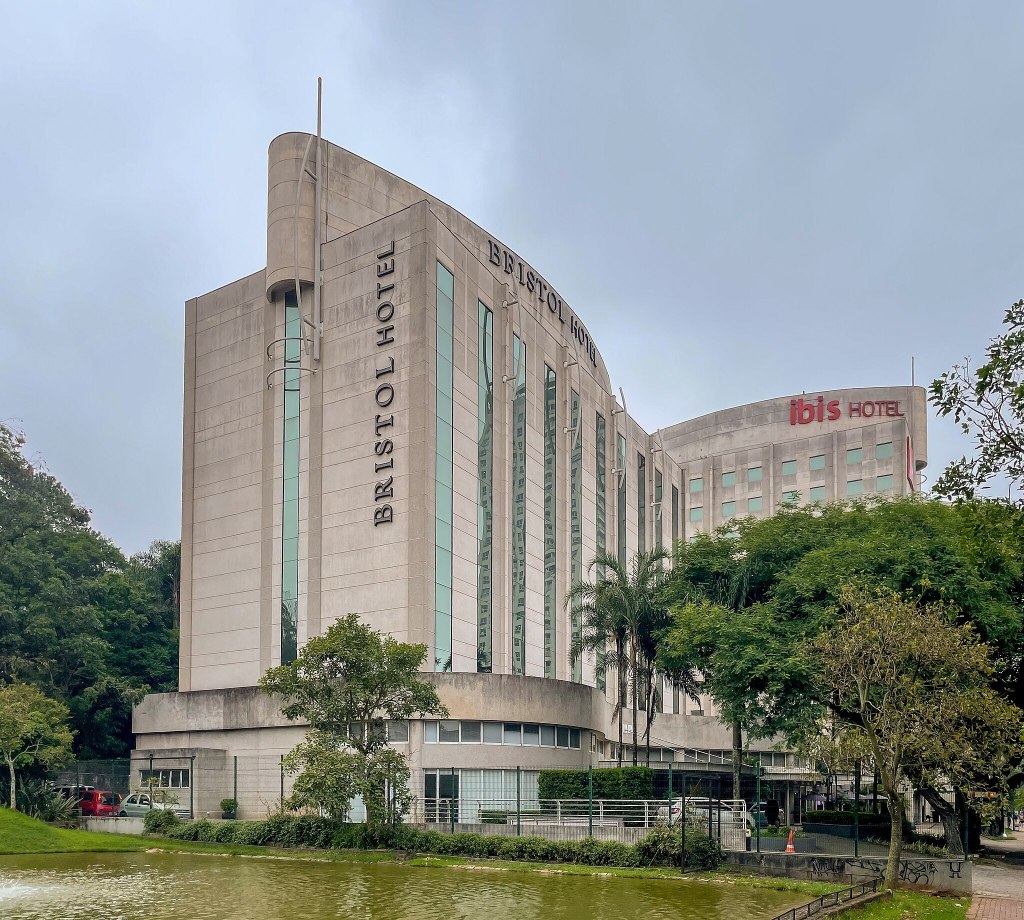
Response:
[140, 133, 930, 811]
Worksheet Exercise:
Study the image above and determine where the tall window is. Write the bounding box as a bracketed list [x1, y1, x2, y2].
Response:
[280, 291, 301, 664]
[637, 452, 646, 554]
[654, 468, 663, 551]
[672, 484, 680, 545]
[476, 303, 494, 673]
[543, 364, 557, 679]
[595, 412, 607, 691]
[434, 262, 455, 672]
[511, 335, 527, 675]
[570, 390, 583, 683]
[616, 434, 627, 564]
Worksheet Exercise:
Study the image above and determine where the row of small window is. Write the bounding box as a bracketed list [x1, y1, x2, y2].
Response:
[689, 443, 894, 492]
[337, 720, 411, 743]
[424, 720, 582, 749]
[139, 769, 191, 789]
[688, 475, 896, 521]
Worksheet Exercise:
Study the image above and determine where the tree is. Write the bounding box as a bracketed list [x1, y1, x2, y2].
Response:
[660, 496, 1024, 819]
[282, 731, 360, 821]
[261, 613, 447, 823]
[0, 682, 73, 810]
[0, 424, 180, 757]
[568, 548, 672, 766]
[806, 587, 1022, 887]
[930, 298, 1024, 502]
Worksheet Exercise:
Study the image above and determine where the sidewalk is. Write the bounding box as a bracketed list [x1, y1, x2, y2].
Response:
[968, 896, 1024, 919]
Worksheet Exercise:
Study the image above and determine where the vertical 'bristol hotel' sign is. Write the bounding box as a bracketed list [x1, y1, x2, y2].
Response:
[372, 241, 397, 526]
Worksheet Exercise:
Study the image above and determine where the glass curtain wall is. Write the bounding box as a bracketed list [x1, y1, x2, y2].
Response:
[672, 484, 679, 545]
[434, 262, 455, 671]
[637, 452, 646, 554]
[476, 303, 494, 673]
[511, 335, 527, 675]
[616, 434, 627, 564]
[570, 390, 582, 683]
[654, 468, 663, 551]
[543, 365, 557, 679]
[280, 291, 301, 664]
[595, 412, 607, 692]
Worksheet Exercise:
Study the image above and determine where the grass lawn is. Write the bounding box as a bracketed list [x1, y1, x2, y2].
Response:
[0, 806, 144, 854]
[838, 890, 969, 919]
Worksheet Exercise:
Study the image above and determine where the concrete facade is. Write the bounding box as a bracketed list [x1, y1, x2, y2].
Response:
[134, 132, 929, 814]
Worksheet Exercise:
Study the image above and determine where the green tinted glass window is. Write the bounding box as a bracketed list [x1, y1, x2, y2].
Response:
[616, 434, 627, 564]
[689, 507, 703, 523]
[689, 477, 703, 493]
[876, 442, 893, 460]
[594, 413, 606, 691]
[721, 471, 736, 488]
[511, 335, 527, 675]
[748, 466, 762, 483]
[810, 485, 826, 503]
[476, 303, 493, 673]
[809, 454, 826, 471]
[781, 460, 797, 476]
[782, 491, 799, 505]
[877, 474, 894, 491]
[280, 290, 301, 664]
[637, 452, 646, 555]
[722, 501, 736, 518]
[847, 479, 863, 496]
[570, 390, 582, 682]
[543, 365, 557, 679]
[434, 262, 455, 672]
[748, 496, 763, 513]
[847, 447, 863, 464]
[654, 468, 663, 551]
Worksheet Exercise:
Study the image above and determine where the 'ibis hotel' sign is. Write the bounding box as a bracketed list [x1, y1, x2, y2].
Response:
[790, 396, 904, 426]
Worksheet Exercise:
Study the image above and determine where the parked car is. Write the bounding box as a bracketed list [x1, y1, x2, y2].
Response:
[748, 800, 782, 828]
[54, 784, 94, 800]
[78, 790, 120, 817]
[118, 792, 190, 819]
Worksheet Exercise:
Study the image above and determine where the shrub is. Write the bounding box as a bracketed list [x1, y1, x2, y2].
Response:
[538, 767, 654, 801]
[634, 824, 723, 870]
[143, 809, 180, 835]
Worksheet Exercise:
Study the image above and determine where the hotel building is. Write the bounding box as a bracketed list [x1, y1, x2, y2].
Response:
[132, 132, 928, 817]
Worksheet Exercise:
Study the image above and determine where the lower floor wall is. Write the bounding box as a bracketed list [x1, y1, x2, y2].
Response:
[725, 851, 972, 895]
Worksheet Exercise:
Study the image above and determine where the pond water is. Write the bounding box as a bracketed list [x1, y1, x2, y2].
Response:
[0, 851, 801, 919]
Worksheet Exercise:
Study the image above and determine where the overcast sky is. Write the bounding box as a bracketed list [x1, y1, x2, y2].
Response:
[2, 2, 1022, 553]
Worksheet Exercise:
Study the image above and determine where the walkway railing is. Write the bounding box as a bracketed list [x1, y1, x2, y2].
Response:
[769, 879, 880, 920]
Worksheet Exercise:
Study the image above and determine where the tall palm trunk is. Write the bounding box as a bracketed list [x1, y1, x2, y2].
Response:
[630, 639, 639, 766]
[616, 636, 625, 767]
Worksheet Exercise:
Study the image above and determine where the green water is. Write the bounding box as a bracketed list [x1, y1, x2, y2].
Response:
[0, 851, 801, 919]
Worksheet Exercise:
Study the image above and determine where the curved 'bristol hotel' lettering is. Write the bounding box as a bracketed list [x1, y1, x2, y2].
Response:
[132, 133, 928, 816]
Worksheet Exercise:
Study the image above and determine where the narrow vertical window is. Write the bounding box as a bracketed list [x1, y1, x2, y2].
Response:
[616, 434, 627, 564]
[595, 412, 607, 692]
[543, 364, 557, 679]
[654, 468, 663, 551]
[280, 291, 300, 664]
[570, 390, 582, 683]
[476, 303, 493, 673]
[637, 452, 646, 555]
[671, 483, 679, 545]
[511, 335, 527, 675]
[434, 262, 455, 672]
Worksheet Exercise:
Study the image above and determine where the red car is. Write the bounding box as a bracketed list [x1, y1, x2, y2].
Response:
[78, 790, 120, 817]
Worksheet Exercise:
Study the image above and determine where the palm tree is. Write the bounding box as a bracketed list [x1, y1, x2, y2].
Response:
[568, 548, 673, 767]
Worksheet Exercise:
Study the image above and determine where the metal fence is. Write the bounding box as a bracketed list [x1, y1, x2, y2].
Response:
[770, 880, 880, 920]
[52, 757, 965, 860]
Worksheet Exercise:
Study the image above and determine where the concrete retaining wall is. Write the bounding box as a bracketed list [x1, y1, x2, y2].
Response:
[81, 817, 146, 836]
[726, 850, 971, 895]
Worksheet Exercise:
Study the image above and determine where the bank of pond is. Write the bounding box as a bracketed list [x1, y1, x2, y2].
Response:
[0, 808, 969, 920]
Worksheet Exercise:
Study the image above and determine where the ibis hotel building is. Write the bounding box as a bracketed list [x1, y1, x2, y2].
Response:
[132, 133, 928, 816]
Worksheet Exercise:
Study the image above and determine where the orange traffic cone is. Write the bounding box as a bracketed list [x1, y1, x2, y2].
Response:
[785, 829, 795, 853]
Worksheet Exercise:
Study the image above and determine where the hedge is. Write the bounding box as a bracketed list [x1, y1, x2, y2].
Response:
[158, 814, 722, 870]
[538, 767, 654, 801]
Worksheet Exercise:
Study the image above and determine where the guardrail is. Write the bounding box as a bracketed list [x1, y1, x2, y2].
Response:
[769, 879, 880, 920]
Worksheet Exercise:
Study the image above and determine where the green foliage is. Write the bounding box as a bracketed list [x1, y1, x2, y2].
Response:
[0, 682, 73, 810]
[219, 799, 238, 815]
[930, 298, 1024, 503]
[260, 613, 447, 756]
[538, 768, 654, 801]
[161, 814, 722, 870]
[10, 778, 78, 826]
[282, 732, 361, 821]
[0, 424, 179, 758]
[143, 808, 180, 834]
